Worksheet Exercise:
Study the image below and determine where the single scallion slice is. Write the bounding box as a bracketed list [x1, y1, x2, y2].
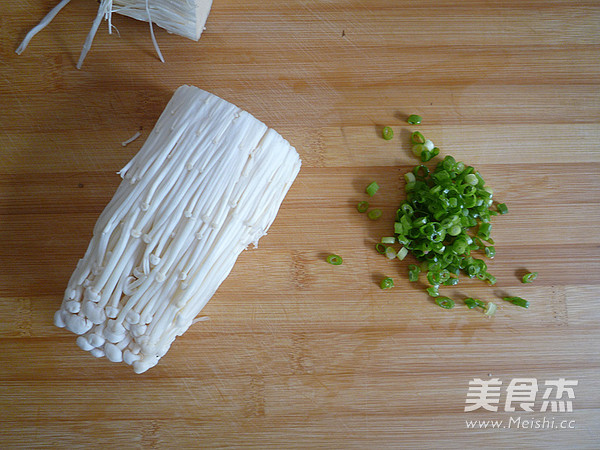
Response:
[375, 243, 387, 254]
[408, 264, 421, 281]
[407, 114, 422, 125]
[368, 209, 382, 220]
[412, 144, 425, 157]
[381, 236, 396, 244]
[504, 296, 529, 308]
[366, 181, 379, 197]
[427, 285, 439, 297]
[497, 203, 509, 215]
[435, 296, 455, 309]
[521, 271, 538, 283]
[380, 277, 394, 290]
[326, 254, 343, 265]
[382, 126, 394, 140]
[385, 246, 397, 259]
[474, 299, 487, 308]
[464, 298, 477, 309]
[484, 302, 497, 317]
[397, 246, 408, 260]
[357, 201, 369, 213]
[411, 131, 426, 144]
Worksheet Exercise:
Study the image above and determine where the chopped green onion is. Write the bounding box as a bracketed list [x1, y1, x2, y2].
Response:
[368, 209, 382, 220]
[420, 150, 432, 162]
[375, 243, 387, 254]
[474, 299, 487, 308]
[411, 131, 426, 144]
[504, 296, 529, 308]
[385, 246, 397, 259]
[381, 236, 396, 244]
[366, 181, 379, 197]
[497, 203, 509, 215]
[413, 165, 430, 179]
[427, 285, 439, 297]
[485, 273, 497, 285]
[394, 222, 404, 234]
[368, 123, 514, 315]
[326, 254, 343, 265]
[408, 264, 421, 281]
[380, 277, 394, 290]
[435, 296, 455, 309]
[464, 173, 478, 186]
[357, 201, 369, 213]
[412, 144, 424, 157]
[382, 126, 394, 140]
[465, 298, 490, 312]
[407, 114, 422, 125]
[443, 276, 459, 286]
[522, 271, 538, 283]
[477, 222, 492, 240]
[484, 302, 497, 317]
[464, 298, 477, 309]
[397, 246, 408, 260]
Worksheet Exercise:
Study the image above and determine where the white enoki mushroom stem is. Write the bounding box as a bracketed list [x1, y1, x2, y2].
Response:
[15, 0, 72, 55]
[122, 131, 141, 147]
[15, 0, 213, 67]
[55, 86, 301, 373]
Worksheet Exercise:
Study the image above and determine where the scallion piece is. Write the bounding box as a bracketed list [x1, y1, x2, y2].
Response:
[474, 299, 487, 308]
[380, 277, 394, 290]
[443, 276, 459, 286]
[385, 246, 397, 259]
[407, 114, 422, 125]
[464, 173, 479, 186]
[497, 203, 509, 215]
[412, 144, 425, 157]
[375, 243, 387, 254]
[485, 273, 497, 285]
[408, 264, 420, 282]
[477, 222, 492, 240]
[484, 302, 497, 317]
[368, 209, 382, 220]
[427, 285, 439, 297]
[382, 126, 394, 140]
[381, 237, 396, 244]
[435, 296, 455, 309]
[464, 298, 477, 309]
[397, 246, 408, 260]
[357, 201, 369, 213]
[326, 254, 343, 265]
[411, 131, 426, 144]
[522, 271, 538, 283]
[420, 150, 432, 162]
[366, 181, 379, 197]
[504, 296, 529, 308]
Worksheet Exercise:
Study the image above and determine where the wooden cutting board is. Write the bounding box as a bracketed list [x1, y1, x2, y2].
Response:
[1, 1, 599, 448]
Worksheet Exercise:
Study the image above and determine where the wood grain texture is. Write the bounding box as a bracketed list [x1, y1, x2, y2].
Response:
[1, 0, 599, 448]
